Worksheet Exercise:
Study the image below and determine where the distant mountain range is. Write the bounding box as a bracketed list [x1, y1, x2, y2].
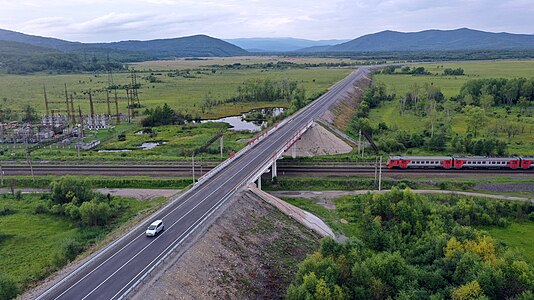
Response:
[224, 38, 350, 52]
[1, 27, 534, 62]
[0, 28, 248, 58]
[301, 28, 534, 52]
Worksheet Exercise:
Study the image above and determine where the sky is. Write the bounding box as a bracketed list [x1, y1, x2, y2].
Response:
[0, 0, 532, 42]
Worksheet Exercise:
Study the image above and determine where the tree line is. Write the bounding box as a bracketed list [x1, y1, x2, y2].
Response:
[201, 79, 307, 114]
[287, 189, 534, 299]
[0, 53, 125, 74]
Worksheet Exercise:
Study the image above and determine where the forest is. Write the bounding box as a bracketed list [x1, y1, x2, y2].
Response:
[286, 189, 534, 299]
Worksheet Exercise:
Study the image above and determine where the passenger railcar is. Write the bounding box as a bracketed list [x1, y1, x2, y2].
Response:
[387, 156, 533, 170]
[387, 156, 453, 169]
[452, 156, 520, 169]
[520, 157, 534, 169]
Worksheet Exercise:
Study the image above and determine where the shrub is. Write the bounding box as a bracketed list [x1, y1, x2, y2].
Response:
[0, 206, 15, 216]
[61, 238, 83, 262]
[51, 176, 93, 205]
[34, 203, 49, 214]
[0, 275, 19, 300]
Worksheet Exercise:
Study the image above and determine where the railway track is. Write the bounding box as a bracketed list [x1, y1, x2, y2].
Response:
[1, 164, 532, 177]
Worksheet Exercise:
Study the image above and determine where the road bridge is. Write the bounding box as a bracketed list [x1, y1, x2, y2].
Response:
[36, 67, 371, 300]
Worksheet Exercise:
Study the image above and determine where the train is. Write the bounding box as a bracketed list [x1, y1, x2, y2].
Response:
[387, 156, 534, 170]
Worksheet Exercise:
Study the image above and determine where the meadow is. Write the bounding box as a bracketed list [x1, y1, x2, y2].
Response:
[0, 62, 351, 118]
[375, 60, 534, 99]
[367, 60, 534, 155]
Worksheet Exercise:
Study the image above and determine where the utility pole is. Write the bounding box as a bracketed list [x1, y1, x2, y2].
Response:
[0, 160, 4, 186]
[88, 91, 95, 121]
[78, 105, 84, 139]
[126, 89, 131, 123]
[44, 85, 50, 125]
[25, 136, 34, 182]
[192, 152, 195, 183]
[69, 95, 76, 125]
[106, 90, 112, 118]
[358, 130, 362, 155]
[374, 156, 378, 186]
[114, 90, 120, 124]
[378, 156, 383, 191]
[220, 134, 224, 158]
[64, 84, 71, 127]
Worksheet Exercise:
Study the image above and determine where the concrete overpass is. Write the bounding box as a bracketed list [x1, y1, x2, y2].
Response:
[36, 66, 371, 300]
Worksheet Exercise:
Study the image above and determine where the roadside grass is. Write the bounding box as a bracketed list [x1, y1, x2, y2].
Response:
[0, 67, 350, 118]
[482, 222, 534, 263]
[0, 193, 164, 292]
[281, 197, 359, 237]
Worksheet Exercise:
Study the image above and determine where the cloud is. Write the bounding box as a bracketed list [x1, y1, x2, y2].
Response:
[0, 0, 532, 41]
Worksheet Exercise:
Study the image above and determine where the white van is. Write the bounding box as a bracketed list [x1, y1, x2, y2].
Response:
[146, 220, 164, 236]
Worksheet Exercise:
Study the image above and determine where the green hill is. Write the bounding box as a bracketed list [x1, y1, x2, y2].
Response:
[324, 28, 534, 52]
[0, 29, 248, 59]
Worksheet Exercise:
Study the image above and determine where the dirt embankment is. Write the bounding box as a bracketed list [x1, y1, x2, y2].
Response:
[321, 72, 372, 131]
[132, 190, 321, 300]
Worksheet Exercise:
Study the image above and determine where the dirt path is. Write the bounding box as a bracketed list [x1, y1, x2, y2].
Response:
[0, 188, 181, 200]
[270, 190, 534, 203]
[94, 188, 180, 200]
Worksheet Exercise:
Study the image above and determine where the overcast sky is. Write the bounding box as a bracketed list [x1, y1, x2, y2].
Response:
[0, 0, 532, 42]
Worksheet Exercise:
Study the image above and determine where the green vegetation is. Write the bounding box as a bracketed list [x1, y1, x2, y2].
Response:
[356, 61, 534, 155]
[0, 67, 349, 119]
[484, 222, 534, 264]
[285, 189, 534, 299]
[0, 175, 190, 189]
[0, 177, 167, 298]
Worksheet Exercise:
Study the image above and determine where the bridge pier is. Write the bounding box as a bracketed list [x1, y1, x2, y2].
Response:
[271, 159, 277, 179]
[257, 176, 261, 190]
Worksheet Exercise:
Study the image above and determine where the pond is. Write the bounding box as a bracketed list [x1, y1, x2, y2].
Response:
[139, 141, 166, 150]
[202, 107, 285, 132]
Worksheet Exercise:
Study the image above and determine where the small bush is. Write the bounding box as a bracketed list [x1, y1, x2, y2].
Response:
[34, 203, 49, 214]
[61, 238, 83, 262]
[0, 275, 19, 300]
[0, 206, 15, 216]
[529, 212, 534, 222]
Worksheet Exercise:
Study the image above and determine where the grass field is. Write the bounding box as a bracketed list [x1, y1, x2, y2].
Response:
[375, 60, 534, 99]
[0, 193, 165, 292]
[0, 66, 350, 118]
[483, 222, 534, 263]
[368, 60, 534, 155]
[130, 56, 361, 70]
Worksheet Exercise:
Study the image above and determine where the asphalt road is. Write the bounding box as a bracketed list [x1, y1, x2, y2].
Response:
[36, 67, 371, 300]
